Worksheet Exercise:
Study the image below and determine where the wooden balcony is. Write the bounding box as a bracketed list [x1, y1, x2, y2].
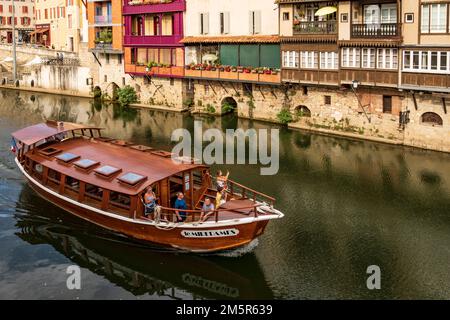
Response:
[351, 23, 401, 38]
[402, 72, 450, 89]
[340, 69, 398, 87]
[281, 69, 399, 88]
[185, 69, 281, 85]
[282, 69, 339, 85]
[124, 64, 184, 77]
[293, 20, 337, 35]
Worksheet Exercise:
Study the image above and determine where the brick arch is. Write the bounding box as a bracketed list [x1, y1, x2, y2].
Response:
[294, 105, 311, 117]
[421, 112, 443, 126]
[221, 96, 238, 114]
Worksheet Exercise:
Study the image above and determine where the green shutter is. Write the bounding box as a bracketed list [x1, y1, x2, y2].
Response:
[239, 45, 259, 68]
[260, 44, 280, 69]
[220, 45, 239, 66]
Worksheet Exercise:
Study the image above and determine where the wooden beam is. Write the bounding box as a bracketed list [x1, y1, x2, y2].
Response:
[207, 80, 217, 95]
[101, 190, 110, 211]
[218, 80, 228, 93]
[443, 98, 448, 114]
[412, 92, 418, 110]
[257, 85, 265, 99]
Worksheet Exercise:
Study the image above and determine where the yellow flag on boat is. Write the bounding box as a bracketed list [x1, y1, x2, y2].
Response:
[315, 6, 337, 17]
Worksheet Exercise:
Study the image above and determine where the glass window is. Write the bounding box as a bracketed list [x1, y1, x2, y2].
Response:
[421, 4, 447, 33]
[362, 48, 376, 68]
[137, 48, 147, 64]
[341, 48, 360, 68]
[440, 53, 448, 71]
[301, 51, 318, 69]
[160, 48, 172, 65]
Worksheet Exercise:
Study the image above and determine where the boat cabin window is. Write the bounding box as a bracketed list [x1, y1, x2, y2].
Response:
[85, 183, 103, 201]
[31, 161, 44, 180]
[65, 176, 80, 191]
[47, 169, 61, 185]
[110, 191, 131, 210]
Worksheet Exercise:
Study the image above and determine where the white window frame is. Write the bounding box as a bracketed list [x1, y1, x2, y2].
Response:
[403, 50, 450, 74]
[421, 3, 448, 33]
[377, 48, 398, 69]
[282, 51, 299, 68]
[362, 48, 376, 69]
[300, 51, 318, 69]
[341, 48, 360, 68]
[319, 52, 338, 70]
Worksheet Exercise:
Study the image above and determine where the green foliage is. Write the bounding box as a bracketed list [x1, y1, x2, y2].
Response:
[222, 102, 235, 114]
[247, 99, 255, 109]
[183, 98, 194, 108]
[205, 104, 216, 114]
[117, 85, 138, 107]
[95, 29, 112, 44]
[277, 109, 294, 125]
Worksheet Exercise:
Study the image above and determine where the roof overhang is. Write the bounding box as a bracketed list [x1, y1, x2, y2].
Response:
[12, 121, 102, 145]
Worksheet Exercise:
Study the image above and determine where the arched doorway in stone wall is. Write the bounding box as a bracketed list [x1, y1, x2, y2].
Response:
[221, 96, 238, 130]
[421, 112, 443, 127]
[221, 97, 238, 115]
[295, 105, 311, 118]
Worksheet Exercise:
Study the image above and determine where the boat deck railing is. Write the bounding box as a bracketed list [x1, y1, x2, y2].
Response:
[226, 179, 275, 207]
[142, 203, 266, 224]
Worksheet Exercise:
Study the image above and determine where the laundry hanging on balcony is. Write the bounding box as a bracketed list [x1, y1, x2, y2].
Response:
[315, 6, 337, 17]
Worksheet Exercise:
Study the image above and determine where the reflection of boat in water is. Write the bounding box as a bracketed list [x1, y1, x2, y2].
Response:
[14, 184, 273, 299]
[12, 121, 284, 252]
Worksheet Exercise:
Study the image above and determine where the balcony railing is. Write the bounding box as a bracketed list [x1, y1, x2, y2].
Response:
[124, 64, 184, 77]
[123, 34, 183, 46]
[351, 23, 401, 38]
[94, 15, 112, 24]
[293, 20, 337, 35]
[184, 68, 281, 85]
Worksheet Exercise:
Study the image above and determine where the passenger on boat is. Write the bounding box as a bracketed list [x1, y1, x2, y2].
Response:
[174, 192, 188, 222]
[215, 191, 226, 209]
[216, 170, 230, 202]
[200, 197, 215, 223]
[144, 187, 157, 217]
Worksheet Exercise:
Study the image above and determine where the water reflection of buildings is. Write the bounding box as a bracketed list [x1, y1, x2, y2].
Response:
[14, 185, 273, 300]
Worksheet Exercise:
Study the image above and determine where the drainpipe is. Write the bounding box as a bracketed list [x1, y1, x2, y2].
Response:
[12, 0, 17, 83]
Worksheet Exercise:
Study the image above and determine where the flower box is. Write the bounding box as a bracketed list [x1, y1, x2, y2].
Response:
[259, 73, 281, 84]
[239, 72, 259, 82]
[219, 71, 239, 80]
[135, 65, 146, 73]
[159, 67, 172, 75]
[202, 70, 219, 78]
[171, 66, 184, 77]
[185, 69, 202, 77]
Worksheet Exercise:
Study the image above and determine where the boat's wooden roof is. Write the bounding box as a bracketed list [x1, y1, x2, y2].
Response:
[12, 121, 101, 146]
[26, 137, 207, 195]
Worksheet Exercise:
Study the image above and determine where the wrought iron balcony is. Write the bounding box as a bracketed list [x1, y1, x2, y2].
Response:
[351, 23, 401, 38]
[293, 20, 337, 35]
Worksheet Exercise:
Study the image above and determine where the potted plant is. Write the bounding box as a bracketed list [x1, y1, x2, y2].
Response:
[244, 67, 251, 73]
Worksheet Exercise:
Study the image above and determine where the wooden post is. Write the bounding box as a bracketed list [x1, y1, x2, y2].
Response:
[215, 210, 219, 223]
[59, 174, 65, 194]
[101, 190, 110, 211]
[78, 181, 85, 202]
[129, 196, 137, 219]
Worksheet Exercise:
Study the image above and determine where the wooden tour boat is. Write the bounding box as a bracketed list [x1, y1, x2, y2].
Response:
[11, 120, 284, 252]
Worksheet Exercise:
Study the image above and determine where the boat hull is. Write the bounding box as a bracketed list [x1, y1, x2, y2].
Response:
[22, 164, 271, 252]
